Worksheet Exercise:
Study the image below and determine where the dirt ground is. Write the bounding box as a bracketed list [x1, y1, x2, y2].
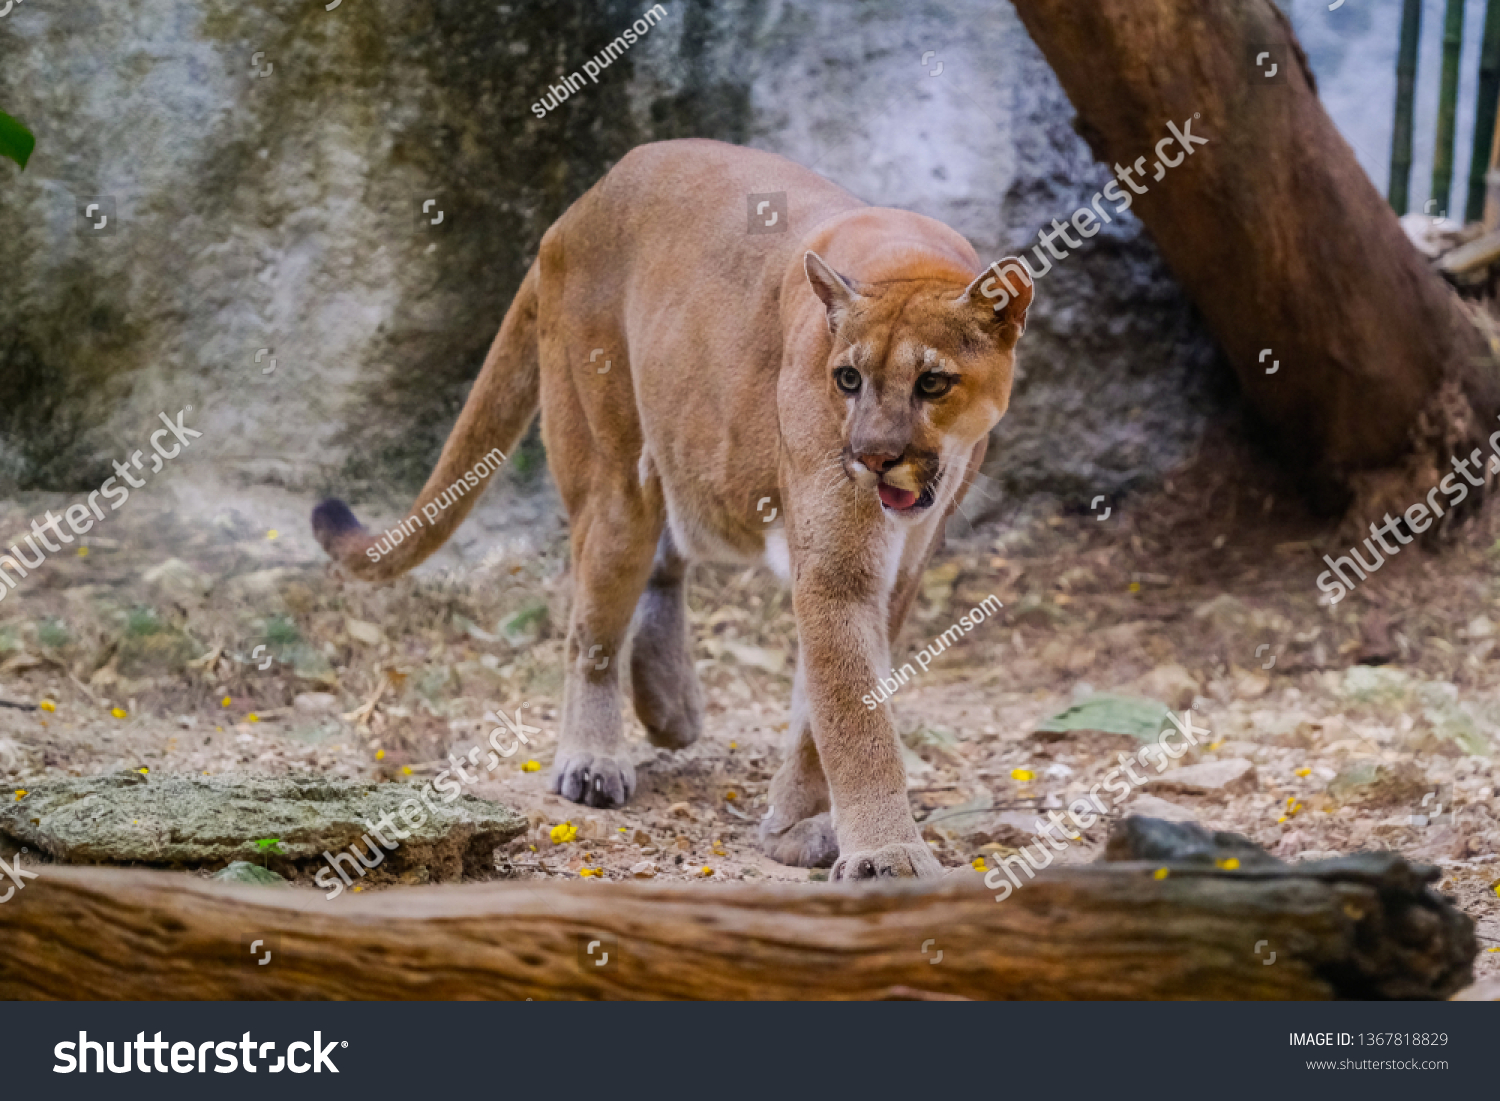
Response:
[1, 430, 1497, 987]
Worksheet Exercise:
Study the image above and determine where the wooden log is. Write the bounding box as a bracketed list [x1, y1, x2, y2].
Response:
[0, 849, 1472, 1000]
[1008, 0, 1499, 489]
[1438, 226, 1500, 277]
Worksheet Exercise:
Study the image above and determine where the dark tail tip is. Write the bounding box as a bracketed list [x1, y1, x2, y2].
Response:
[312, 498, 365, 555]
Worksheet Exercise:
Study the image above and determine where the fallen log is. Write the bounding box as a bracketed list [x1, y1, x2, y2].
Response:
[0, 836, 1473, 1000]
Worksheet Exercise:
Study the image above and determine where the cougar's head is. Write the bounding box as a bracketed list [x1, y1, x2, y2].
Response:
[804, 250, 1032, 518]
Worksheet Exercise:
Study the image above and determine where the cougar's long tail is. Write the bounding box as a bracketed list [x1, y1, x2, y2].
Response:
[312, 260, 541, 581]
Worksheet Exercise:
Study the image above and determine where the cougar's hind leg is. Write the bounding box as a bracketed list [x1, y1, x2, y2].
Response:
[629, 530, 704, 749]
[758, 653, 838, 868]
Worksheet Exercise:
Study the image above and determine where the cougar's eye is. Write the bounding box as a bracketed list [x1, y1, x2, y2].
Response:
[916, 372, 955, 399]
[834, 366, 862, 394]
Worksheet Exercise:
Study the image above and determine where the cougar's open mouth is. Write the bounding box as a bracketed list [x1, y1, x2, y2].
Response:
[877, 470, 939, 513]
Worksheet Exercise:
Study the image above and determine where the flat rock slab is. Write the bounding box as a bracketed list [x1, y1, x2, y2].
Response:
[1146, 758, 1257, 795]
[1123, 794, 1200, 823]
[0, 772, 525, 882]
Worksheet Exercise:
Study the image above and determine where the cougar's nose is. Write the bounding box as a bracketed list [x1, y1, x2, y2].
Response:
[855, 450, 901, 475]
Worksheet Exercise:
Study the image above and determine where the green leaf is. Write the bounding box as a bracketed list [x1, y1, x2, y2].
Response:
[1034, 693, 1173, 742]
[0, 111, 35, 171]
[254, 837, 284, 852]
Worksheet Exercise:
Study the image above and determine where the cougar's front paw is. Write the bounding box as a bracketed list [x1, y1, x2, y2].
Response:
[759, 811, 838, 868]
[831, 841, 943, 880]
[551, 753, 636, 808]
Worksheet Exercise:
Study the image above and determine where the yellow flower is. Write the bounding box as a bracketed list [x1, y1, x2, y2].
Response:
[266, 529, 279, 540]
[1153, 867, 1170, 880]
[111, 708, 127, 719]
[579, 867, 602, 877]
[521, 759, 541, 773]
[137, 767, 148, 774]
[1128, 581, 1141, 593]
[700, 865, 714, 877]
[77, 546, 89, 557]
[375, 749, 385, 761]
[401, 766, 412, 776]
[724, 791, 737, 800]
[39, 700, 55, 712]
[972, 857, 988, 872]
[550, 822, 578, 844]
[1294, 768, 1311, 778]
[728, 741, 737, 749]
[1010, 768, 1036, 782]
[247, 713, 259, 723]
[1215, 857, 1240, 870]
[221, 696, 231, 707]
[13, 790, 26, 801]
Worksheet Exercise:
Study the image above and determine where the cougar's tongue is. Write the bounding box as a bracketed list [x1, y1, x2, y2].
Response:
[878, 482, 918, 510]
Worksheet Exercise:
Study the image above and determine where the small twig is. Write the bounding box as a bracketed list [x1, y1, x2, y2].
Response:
[0, 700, 38, 711]
[342, 674, 392, 727]
[34, 653, 102, 706]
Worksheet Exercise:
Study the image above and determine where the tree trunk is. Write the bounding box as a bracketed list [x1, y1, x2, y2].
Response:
[0, 851, 1473, 1000]
[1009, 0, 1499, 496]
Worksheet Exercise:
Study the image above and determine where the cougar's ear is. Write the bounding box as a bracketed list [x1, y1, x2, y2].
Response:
[804, 251, 864, 335]
[958, 257, 1034, 339]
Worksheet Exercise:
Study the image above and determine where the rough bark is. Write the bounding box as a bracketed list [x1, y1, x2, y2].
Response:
[0, 852, 1472, 1000]
[1009, 0, 1500, 495]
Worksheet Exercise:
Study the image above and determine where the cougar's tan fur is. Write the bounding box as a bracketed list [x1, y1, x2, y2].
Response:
[313, 139, 1031, 879]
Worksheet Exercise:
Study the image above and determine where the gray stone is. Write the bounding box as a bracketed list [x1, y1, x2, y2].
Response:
[142, 558, 213, 605]
[293, 692, 340, 714]
[0, 0, 1227, 510]
[1130, 664, 1200, 710]
[211, 860, 289, 886]
[0, 772, 525, 881]
[1124, 793, 1198, 823]
[1145, 758, 1257, 795]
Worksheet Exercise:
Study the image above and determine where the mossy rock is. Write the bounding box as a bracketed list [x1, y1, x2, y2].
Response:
[0, 772, 526, 882]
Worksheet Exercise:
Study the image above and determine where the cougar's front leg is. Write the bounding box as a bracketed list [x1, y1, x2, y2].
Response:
[792, 554, 942, 881]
